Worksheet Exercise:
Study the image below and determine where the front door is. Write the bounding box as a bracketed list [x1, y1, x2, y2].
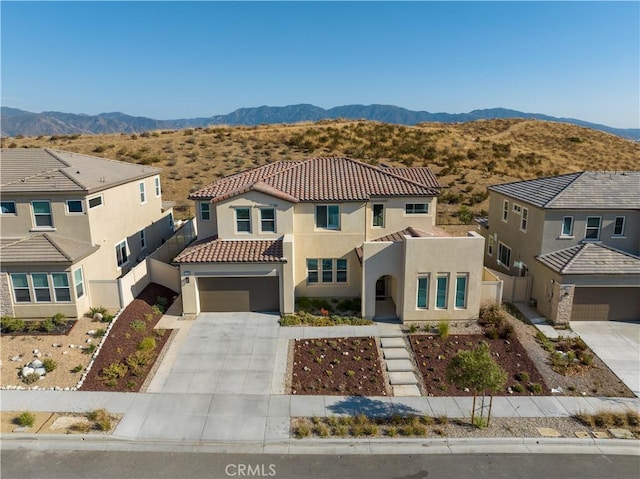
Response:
[376, 277, 387, 300]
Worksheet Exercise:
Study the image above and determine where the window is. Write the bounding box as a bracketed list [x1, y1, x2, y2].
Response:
[436, 275, 448, 309]
[405, 203, 429, 214]
[561, 216, 574, 237]
[585, 216, 601, 240]
[52, 273, 71, 302]
[73, 268, 85, 299]
[168, 212, 174, 232]
[260, 208, 276, 233]
[88, 196, 103, 209]
[613, 216, 625, 236]
[154, 176, 161, 197]
[502, 200, 509, 222]
[512, 203, 522, 214]
[1, 201, 16, 215]
[139, 229, 146, 250]
[32, 273, 51, 302]
[520, 208, 528, 232]
[320, 259, 333, 283]
[336, 259, 348, 283]
[11, 274, 30, 303]
[417, 276, 429, 309]
[32, 201, 53, 228]
[235, 207, 251, 233]
[139, 181, 146, 204]
[372, 204, 384, 227]
[307, 259, 318, 284]
[315, 205, 340, 229]
[498, 242, 511, 268]
[487, 235, 494, 256]
[199, 202, 210, 221]
[115, 240, 128, 267]
[455, 274, 468, 309]
[66, 199, 84, 214]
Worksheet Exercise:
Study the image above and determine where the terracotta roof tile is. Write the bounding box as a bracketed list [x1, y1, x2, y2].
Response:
[174, 236, 285, 263]
[373, 226, 450, 242]
[189, 157, 442, 203]
[536, 243, 640, 275]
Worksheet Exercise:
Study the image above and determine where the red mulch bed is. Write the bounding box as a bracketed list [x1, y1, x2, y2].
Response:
[291, 337, 387, 396]
[409, 334, 550, 396]
[79, 283, 177, 392]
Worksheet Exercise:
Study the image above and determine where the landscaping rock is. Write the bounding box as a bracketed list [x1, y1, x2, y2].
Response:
[30, 359, 43, 369]
[21, 366, 35, 377]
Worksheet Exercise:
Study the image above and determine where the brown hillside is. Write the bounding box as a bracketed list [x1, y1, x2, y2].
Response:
[3, 119, 638, 223]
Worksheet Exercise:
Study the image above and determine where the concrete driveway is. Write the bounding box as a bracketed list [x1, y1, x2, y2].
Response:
[155, 312, 282, 395]
[571, 321, 640, 397]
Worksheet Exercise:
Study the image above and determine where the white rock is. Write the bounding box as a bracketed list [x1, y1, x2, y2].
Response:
[34, 367, 47, 376]
[62, 351, 68, 355]
[30, 359, 43, 368]
[551, 387, 564, 394]
[87, 330, 95, 336]
[69, 344, 76, 349]
[35, 352, 42, 358]
[21, 366, 35, 376]
[93, 313, 103, 321]
[86, 338, 92, 343]
[33, 349, 39, 355]
[52, 343, 60, 348]
[63, 387, 70, 391]
[10, 355, 21, 362]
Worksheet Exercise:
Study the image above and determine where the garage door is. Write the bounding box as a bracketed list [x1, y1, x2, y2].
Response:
[572, 287, 640, 321]
[198, 277, 280, 312]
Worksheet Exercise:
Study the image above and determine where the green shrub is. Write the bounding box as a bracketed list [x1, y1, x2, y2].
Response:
[42, 358, 57, 372]
[295, 423, 311, 438]
[93, 328, 106, 338]
[528, 382, 543, 394]
[130, 320, 146, 332]
[408, 323, 419, 334]
[479, 304, 505, 327]
[22, 372, 40, 385]
[40, 318, 55, 332]
[156, 296, 168, 308]
[101, 314, 114, 323]
[386, 426, 398, 437]
[315, 423, 330, 437]
[512, 383, 525, 393]
[151, 305, 164, 315]
[137, 336, 156, 351]
[126, 350, 153, 376]
[437, 321, 449, 339]
[87, 409, 111, 431]
[84, 344, 96, 355]
[71, 364, 83, 373]
[14, 412, 36, 427]
[515, 371, 530, 382]
[101, 362, 128, 380]
[87, 306, 108, 318]
[51, 313, 66, 326]
[1, 316, 25, 333]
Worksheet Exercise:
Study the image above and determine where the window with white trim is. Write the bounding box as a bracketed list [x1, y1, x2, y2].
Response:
[115, 240, 129, 267]
[235, 207, 251, 233]
[154, 176, 161, 197]
[66, 199, 84, 214]
[613, 216, 625, 236]
[405, 203, 429, 214]
[502, 200, 509, 222]
[585, 216, 601, 240]
[336, 259, 347, 283]
[520, 207, 528, 232]
[52, 273, 71, 302]
[455, 274, 468, 309]
[512, 203, 522, 214]
[498, 242, 511, 268]
[73, 267, 85, 299]
[487, 235, 494, 256]
[199, 202, 211, 221]
[32, 273, 51, 302]
[260, 208, 276, 233]
[88, 195, 103, 209]
[436, 274, 448, 309]
[417, 276, 429, 309]
[315, 205, 340, 229]
[372, 204, 384, 227]
[561, 216, 573, 237]
[140, 229, 146, 250]
[139, 181, 146, 204]
[10, 273, 31, 303]
[1, 201, 16, 215]
[306, 258, 347, 284]
[306, 259, 318, 284]
[32, 200, 53, 228]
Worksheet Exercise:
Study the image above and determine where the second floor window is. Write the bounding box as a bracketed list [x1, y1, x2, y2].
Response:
[613, 216, 625, 236]
[200, 202, 211, 221]
[88, 196, 103, 209]
[32, 201, 53, 228]
[315, 205, 340, 230]
[66, 200, 84, 214]
[405, 203, 428, 214]
[498, 242, 511, 268]
[140, 229, 146, 250]
[260, 208, 276, 233]
[372, 204, 384, 227]
[487, 235, 494, 256]
[561, 216, 574, 237]
[502, 200, 509, 222]
[585, 217, 601, 240]
[1, 201, 16, 215]
[235, 208, 251, 233]
[155, 177, 161, 197]
[116, 240, 128, 267]
[139, 182, 146, 204]
[520, 208, 528, 232]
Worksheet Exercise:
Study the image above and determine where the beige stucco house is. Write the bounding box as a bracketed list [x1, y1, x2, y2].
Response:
[480, 171, 640, 323]
[175, 156, 487, 322]
[0, 148, 175, 318]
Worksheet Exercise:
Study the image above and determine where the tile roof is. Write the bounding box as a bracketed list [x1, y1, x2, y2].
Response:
[372, 226, 450, 242]
[489, 171, 640, 209]
[190, 157, 442, 203]
[1, 148, 160, 194]
[536, 243, 640, 275]
[174, 236, 285, 263]
[0, 233, 99, 264]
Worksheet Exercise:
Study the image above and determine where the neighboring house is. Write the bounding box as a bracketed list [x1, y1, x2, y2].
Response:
[0, 148, 175, 318]
[175, 156, 487, 322]
[480, 171, 640, 323]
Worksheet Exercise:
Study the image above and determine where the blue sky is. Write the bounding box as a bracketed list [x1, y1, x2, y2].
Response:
[2, 1, 639, 128]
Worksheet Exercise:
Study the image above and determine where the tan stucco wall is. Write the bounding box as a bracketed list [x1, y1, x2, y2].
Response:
[365, 196, 437, 241]
[195, 200, 219, 240]
[361, 242, 405, 319]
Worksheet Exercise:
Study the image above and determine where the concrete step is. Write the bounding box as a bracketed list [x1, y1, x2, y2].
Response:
[392, 385, 422, 397]
[385, 359, 414, 372]
[383, 348, 410, 360]
[380, 337, 406, 348]
[377, 329, 404, 338]
[388, 371, 419, 385]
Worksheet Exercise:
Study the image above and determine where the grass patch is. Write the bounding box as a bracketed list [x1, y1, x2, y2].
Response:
[14, 412, 36, 428]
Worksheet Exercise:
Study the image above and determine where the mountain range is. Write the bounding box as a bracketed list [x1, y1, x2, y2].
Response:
[2, 105, 638, 140]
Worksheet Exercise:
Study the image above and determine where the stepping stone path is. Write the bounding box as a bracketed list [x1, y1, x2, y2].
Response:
[378, 330, 421, 397]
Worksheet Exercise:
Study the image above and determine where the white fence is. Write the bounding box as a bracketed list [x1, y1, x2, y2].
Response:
[480, 267, 504, 306]
[486, 268, 533, 304]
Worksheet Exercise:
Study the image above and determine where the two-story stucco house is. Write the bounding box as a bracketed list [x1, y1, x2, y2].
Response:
[175, 156, 487, 322]
[480, 171, 640, 323]
[0, 148, 175, 318]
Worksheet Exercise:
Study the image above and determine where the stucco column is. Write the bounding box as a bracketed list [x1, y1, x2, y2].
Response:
[0, 273, 15, 317]
[550, 282, 575, 326]
[282, 234, 295, 314]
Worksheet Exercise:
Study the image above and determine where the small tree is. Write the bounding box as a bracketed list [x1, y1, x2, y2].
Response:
[446, 342, 507, 427]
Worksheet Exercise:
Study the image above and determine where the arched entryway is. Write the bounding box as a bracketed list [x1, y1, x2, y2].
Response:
[374, 275, 398, 320]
